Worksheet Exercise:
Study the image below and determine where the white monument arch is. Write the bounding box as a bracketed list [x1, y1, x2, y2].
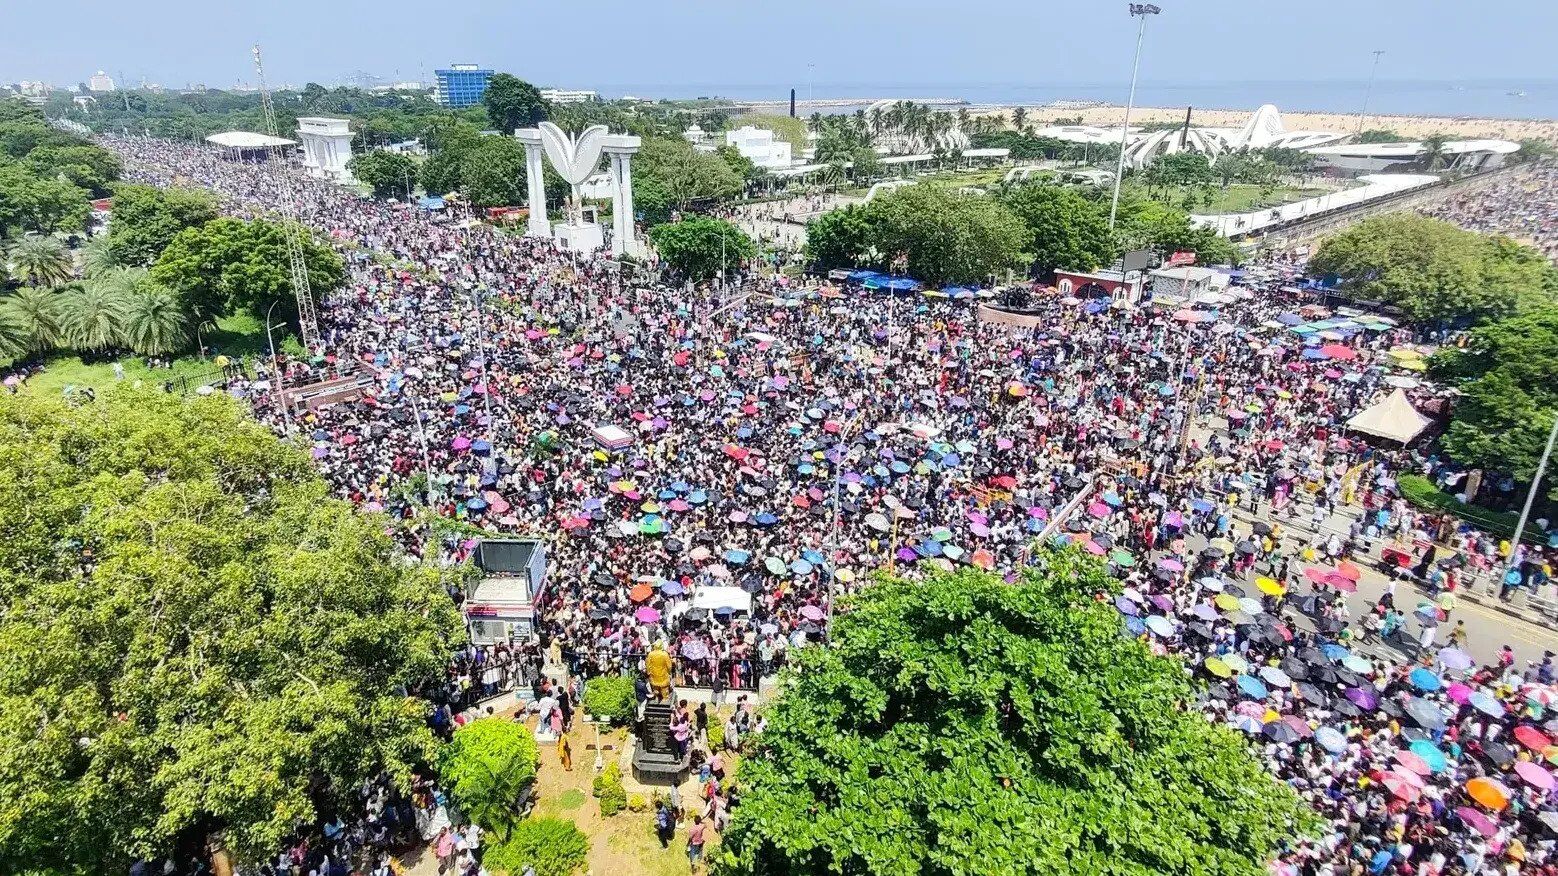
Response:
[516, 122, 641, 257]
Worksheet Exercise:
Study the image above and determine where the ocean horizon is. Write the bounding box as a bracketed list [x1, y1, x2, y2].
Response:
[592, 78, 1558, 121]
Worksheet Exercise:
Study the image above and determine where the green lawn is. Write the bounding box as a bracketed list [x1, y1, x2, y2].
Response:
[1161, 184, 1327, 214]
[9, 312, 286, 397]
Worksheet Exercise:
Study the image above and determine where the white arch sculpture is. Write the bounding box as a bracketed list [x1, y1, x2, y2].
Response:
[516, 124, 642, 257]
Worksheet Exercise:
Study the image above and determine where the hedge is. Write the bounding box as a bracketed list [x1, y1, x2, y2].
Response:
[482, 818, 589, 876]
[1397, 474, 1543, 544]
[582, 675, 638, 725]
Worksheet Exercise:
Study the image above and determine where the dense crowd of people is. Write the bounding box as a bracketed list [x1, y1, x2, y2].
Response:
[89, 135, 1558, 874]
[1423, 163, 1558, 261]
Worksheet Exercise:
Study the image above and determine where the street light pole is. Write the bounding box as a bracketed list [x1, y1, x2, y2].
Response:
[264, 300, 290, 435]
[407, 392, 436, 508]
[1500, 413, 1558, 594]
[1358, 50, 1385, 135]
[1109, 3, 1160, 231]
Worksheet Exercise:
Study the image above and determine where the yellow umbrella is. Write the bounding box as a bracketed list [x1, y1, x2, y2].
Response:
[1204, 656, 1232, 678]
[1276, 390, 1293, 400]
[1262, 708, 1281, 723]
[1210, 537, 1235, 553]
[1390, 347, 1424, 360]
[1256, 576, 1286, 597]
[835, 569, 856, 583]
[1397, 358, 1427, 372]
[1215, 593, 1241, 611]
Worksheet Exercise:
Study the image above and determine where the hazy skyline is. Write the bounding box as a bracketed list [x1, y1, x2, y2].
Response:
[7, 0, 1557, 98]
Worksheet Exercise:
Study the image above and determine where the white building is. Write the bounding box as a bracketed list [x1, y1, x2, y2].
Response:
[682, 124, 709, 146]
[87, 71, 116, 93]
[1150, 266, 1226, 299]
[540, 88, 597, 104]
[296, 117, 356, 182]
[724, 125, 793, 169]
[1305, 139, 1520, 174]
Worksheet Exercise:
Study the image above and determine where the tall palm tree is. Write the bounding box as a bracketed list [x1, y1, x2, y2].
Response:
[0, 306, 28, 361]
[1012, 106, 1028, 132]
[121, 283, 189, 356]
[1420, 135, 1450, 171]
[2, 287, 64, 354]
[7, 237, 75, 288]
[60, 281, 128, 352]
[80, 235, 119, 280]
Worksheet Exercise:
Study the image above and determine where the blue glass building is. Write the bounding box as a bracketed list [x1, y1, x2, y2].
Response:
[434, 65, 494, 108]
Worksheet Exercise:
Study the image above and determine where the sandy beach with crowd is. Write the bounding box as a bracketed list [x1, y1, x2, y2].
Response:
[976, 104, 1558, 145]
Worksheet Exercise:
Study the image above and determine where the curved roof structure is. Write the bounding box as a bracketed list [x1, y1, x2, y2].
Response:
[1119, 105, 1346, 168]
[205, 131, 295, 149]
[1124, 127, 1231, 168]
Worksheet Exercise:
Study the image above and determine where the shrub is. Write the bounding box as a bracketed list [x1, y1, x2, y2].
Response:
[440, 718, 539, 838]
[706, 720, 725, 750]
[594, 762, 626, 817]
[582, 675, 637, 725]
[627, 792, 648, 812]
[482, 818, 589, 876]
[1396, 474, 1540, 543]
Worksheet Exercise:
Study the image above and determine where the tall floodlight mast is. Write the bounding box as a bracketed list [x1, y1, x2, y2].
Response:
[251, 44, 320, 348]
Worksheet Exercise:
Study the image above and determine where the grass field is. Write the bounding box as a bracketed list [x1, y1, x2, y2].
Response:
[1154, 183, 1328, 214]
[8, 312, 289, 397]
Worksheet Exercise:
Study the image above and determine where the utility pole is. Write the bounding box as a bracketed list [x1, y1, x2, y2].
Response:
[1357, 50, 1385, 135]
[1500, 413, 1558, 595]
[1109, 4, 1161, 230]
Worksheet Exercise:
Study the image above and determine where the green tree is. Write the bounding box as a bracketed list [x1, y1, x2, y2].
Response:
[440, 718, 541, 840]
[7, 235, 75, 287]
[1356, 129, 1407, 143]
[867, 185, 1029, 286]
[120, 280, 190, 356]
[80, 233, 120, 278]
[1114, 199, 1239, 267]
[633, 137, 743, 220]
[459, 136, 528, 208]
[25, 144, 122, 198]
[151, 217, 346, 327]
[482, 73, 549, 133]
[803, 204, 876, 271]
[720, 556, 1315, 876]
[1431, 306, 1558, 497]
[0, 163, 90, 237]
[0, 304, 26, 360]
[106, 184, 219, 267]
[1000, 183, 1114, 278]
[1308, 213, 1557, 322]
[348, 150, 420, 200]
[482, 818, 589, 876]
[1420, 134, 1450, 171]
[59, 278, 128, 351]
[648, 216, 756, 282]
[0, 388, 465, 872]
[0, 286, 63, 353]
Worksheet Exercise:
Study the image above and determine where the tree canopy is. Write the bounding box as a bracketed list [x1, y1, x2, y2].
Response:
[632, 137, 744, 225]
[0, 98, 114, 238]
[1308, 213, 1558, 323]
[482, 74, 549, 134]
[1000, 183, 1115, 278]
[648, 217, 756, 282]
[347, 150, 420, 201]
[441, 719, 540, 841]
[151, 216, 346, 326]
[105, 183, 219, 267]
[720, 555, 1315, 876]
[0, 388, 464, 872]
[1431, 306, 1558, 497]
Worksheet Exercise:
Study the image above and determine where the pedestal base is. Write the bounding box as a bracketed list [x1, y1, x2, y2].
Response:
[554, 222, 604, 254]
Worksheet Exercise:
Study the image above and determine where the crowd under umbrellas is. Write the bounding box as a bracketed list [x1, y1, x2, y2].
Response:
[100, 135, 1558, 873]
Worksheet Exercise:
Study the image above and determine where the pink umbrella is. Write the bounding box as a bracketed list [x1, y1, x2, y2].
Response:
[800, 605, 823, 621]
[634, 607, 661, 623]
[1320, 344, 1357, 361]
[1393, 750, 1431, 776]
[524, 329, 543, 340]
[484, 491, 511, 514]
[1455, 806, 1499, 838]
[668, 499, 691, 512]
[1515, 760, 1555, 791]
[1158, 558, 1184, 572]
[1383, 772, 1422, 801]
[1087, 502, 1110, 518]
[451, 436, 471, 450]
[1447, 682, 1474, 704]
[1084, 541, 1106, 555]
[995, 437, 1014, 450]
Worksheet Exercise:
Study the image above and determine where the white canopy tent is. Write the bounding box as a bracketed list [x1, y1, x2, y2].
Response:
[690, 585, 753, 615]
[1346, 389, 1432, 444]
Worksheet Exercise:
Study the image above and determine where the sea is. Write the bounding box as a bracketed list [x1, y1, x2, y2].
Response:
[594, 79, 1558, 121]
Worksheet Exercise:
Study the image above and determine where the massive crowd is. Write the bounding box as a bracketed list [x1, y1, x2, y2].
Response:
[90, 136, 1558, 874]
[1423, 163, 1558, 261]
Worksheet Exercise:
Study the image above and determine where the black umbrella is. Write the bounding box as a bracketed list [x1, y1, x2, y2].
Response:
[1119, 475, 1142, 489]
[1222, 584, 1246, 598]
[587, 608, 609, 620]
[1119, 439, 1141, 450]
[1154, 568, 1177, 583]
[694, 531, 717, 544]
[1310, 665, 1340, 686]
[1378, 700, 1405, 719]
[1399, 726, 1431, 744]
[1203, 546, 1227, 559]
[593, 572, 617, 588]
[1298, 647, 1328, 666]
[1332, 668, 1361, 688]
[664, 539, 683, 554]
[1187, 622, 1215, 639]
[1279, 658, 1311, 681]
[1236, 540, 1257, 555]
[1481, 741, 1515, 767]
[738, 576, 764, 594]
[1063, 476, 1085, 490]
[1252, 521, 1272, 536]
[1092, 533, 1115, 549]
[798, 621, 820, 635]
[1264, 721, 1300, 743]
[684, 608, 709, 622]
[1297, 682, 1329, 706]
[1405, 697, 1445, 730]
[1333, 699, 1362, 718]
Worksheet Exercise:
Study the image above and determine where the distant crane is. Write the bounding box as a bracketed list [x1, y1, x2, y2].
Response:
[251, 44, 320, 349]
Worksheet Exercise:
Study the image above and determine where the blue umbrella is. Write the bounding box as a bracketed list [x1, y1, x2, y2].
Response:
[1315, 726, 1347, 753]
[660, 580, 685, 596]
[797, 462, 815, 474]
[670, 481, 691, 493]
[1322, 643, 1352, 663]
[942, 452, 962, 467]
[790, 559, 813, 575]
[1145, 615, 1176, 637]
[1114, 595, 1139, 616]
[1191, 499, 1214, 513]
[801, 549, 825, 565]
[890, 460, 911, 474]
[1236, 674, 1270, 699]
[1370, 850, 1394, 874]
[916, 540, 944, 557]
[688, 490, 708, 505]
[723, 549, 751, 565]
[1232, 714, 1263, 734]
[1123, 616, 1146, 636]
[1409, 739, 1449, 772]
[471, 439, 491, 453]
[1409, 667, 1443, 692]
[754, 512, 778, 526]
[466, 497, 488, 511]
[658, 489, 678, 500]
[1468, 691, 1505, 718]
[1103, 491, 1123, 506]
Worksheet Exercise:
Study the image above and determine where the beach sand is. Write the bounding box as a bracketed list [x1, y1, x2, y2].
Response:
[974, 105, 1558, 145]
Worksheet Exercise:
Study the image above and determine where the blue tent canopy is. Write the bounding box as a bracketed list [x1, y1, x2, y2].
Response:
[417, 196, 446, 210]
[847, 270, 883, 281]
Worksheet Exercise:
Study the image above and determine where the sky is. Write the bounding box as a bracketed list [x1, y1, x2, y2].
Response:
[6, 0, 1557, 99]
